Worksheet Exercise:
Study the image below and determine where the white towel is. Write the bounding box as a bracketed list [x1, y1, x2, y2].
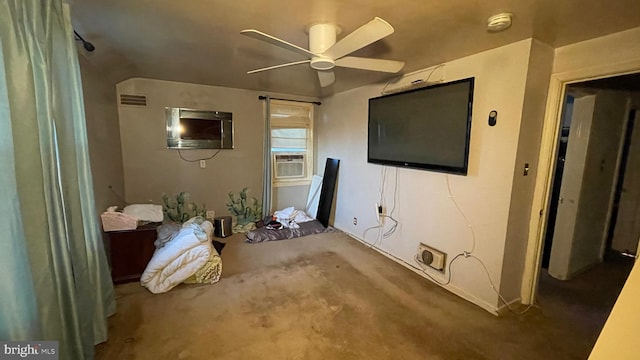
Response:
[273, 207, 314, 229]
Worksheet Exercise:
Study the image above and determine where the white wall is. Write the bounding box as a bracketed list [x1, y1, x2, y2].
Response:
[501, 40, 554, 301]
[273, 185, 310, 211]
[79, 55, 124, 215]
[317, 40, 535, 312]
[117, 78, 318, 220]
[522, 25, 640, 339]
[553, 27, 640, 75]
[117, 78, 264, 218]
[589, 261, 640, 360]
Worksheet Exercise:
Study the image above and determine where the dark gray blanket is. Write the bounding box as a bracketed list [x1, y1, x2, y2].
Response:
[245, 220, 328, 243]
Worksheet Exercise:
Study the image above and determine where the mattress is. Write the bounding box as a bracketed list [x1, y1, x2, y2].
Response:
[245, 219, 328, 243]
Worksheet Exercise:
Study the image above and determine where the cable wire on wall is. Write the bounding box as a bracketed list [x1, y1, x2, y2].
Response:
[362, 166, 400, 248]
[108, 185, 129, 206]
[177, 149, 222, 162]
[445, 174, 477, 253]
[414, 253, 464, 286]
[362, 166, 388, 247]
[412, 173, 534, 315]
[467, 254, 535, 315]
[382, 167, 399, 239]
[356, 165, 532, 315]
[362, 224, 383, 248]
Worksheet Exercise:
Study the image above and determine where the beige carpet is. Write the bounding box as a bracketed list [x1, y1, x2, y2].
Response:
[96, 231, 595, 360]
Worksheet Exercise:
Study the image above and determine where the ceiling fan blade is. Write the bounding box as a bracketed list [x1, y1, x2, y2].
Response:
[317, 70, 335, 87]
[240, 29, 316, 58]
[322, 17, 395, 60]
[247, 60, 310, 74]
[335, 56, 404, 73]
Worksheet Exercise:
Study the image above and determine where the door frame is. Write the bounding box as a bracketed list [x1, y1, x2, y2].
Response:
[521, 60, 640, 305]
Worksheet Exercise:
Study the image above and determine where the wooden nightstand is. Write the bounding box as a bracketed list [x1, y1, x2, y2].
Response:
[107, 222, 160, 284]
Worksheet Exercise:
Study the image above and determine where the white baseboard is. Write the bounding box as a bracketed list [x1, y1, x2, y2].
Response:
[496, 297, 522, 316]
[344, 231, 500, 316]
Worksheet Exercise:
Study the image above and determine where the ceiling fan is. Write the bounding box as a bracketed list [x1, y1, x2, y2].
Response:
[240, 17, 405, 87]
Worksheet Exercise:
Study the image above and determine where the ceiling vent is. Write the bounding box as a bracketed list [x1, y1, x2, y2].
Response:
[119, 94, 147, 106]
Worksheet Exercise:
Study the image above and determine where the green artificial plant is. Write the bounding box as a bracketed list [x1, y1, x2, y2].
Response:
[226, 187, 262, 227]
[162, 191, 206, 223]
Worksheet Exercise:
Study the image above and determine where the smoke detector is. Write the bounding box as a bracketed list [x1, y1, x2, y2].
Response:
[487, 13, 513, 32]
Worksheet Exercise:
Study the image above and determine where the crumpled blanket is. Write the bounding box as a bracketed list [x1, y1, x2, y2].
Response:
[154, 223, 181, 249]
[245, 219, 330, 243]
[141, 217, 221, 294]
[273, 207, 314, 229]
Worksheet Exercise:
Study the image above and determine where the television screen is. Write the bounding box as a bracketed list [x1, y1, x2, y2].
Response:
[166, 107, 234, 149]
[179, 118, 222, 141]
[368, 77, 474, 175]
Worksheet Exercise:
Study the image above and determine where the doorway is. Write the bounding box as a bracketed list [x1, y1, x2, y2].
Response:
[535, 72, 640, 345]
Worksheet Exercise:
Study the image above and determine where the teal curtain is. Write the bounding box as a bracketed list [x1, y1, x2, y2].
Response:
[0, 1, 115, 359]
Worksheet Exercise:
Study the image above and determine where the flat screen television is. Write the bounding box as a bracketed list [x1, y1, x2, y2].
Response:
[368, 77, 474, 175]
[166, 107, 234, 149]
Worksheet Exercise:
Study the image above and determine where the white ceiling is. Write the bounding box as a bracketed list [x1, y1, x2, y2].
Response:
[70, 0, 640, 98]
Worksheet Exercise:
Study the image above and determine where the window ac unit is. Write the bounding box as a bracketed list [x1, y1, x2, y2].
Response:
[274, 154, 305, 179]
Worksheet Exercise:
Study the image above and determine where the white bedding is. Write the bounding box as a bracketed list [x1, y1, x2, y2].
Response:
[140, 219, 217, 294]
[272, 207, 314, 229]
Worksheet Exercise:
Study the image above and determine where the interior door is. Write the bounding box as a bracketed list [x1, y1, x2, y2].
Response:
[612, 110, 640, 255]
[548, 95, 596, 279]
[548, 91, 630, 280]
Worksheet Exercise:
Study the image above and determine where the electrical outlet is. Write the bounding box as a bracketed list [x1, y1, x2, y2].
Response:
[374, 203, 384, 222]
[417, 243, 447, 272]
[206, 210, 216, 220]
[199, 160, 206, 168]
[353, 217, 358, 226]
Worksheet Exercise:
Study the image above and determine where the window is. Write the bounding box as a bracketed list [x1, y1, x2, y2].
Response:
[269, 100, 314, 186]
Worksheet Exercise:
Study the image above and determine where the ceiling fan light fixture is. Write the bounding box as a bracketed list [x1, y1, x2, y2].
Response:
[487, 13, 513, 32]
[310, 56, 335, 70]
[307, 22, 341, 54]
[241, 17, 404, 88]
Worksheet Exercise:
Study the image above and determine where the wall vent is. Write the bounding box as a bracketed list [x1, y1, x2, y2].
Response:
[119, 94, 147, 106]
[417, 243, 447, 272]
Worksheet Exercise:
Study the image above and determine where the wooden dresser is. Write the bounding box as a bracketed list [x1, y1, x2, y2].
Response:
[107, 222, 160, 284]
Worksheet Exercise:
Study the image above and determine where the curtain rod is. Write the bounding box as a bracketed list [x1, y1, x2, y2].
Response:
[258, 96, 321, 106]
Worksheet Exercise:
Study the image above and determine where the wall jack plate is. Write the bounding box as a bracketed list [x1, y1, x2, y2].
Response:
[417, 243, 447, 272]
[375, 202, 383, 222]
